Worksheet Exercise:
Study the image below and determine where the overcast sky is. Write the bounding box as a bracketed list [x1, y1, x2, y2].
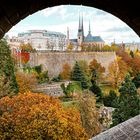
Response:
[6, 5, 140, 44]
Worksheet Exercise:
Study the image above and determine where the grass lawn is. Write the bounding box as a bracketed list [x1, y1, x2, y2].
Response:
[62, 100, 79, 108]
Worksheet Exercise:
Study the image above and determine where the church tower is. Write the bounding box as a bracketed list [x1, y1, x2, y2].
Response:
[67, 27, 70, 45]
[77, 13, 84, 46]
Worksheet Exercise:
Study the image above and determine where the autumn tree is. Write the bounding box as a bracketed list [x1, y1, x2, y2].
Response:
[20, 43, 33, 52]
[16, 71, 37, 93]
[0, 39, 18, 98]
[60, 63, 71, 80]
[89, 59, 105, 84]
[0, 92, 88, 139]
[78, 60, 90, 76]
[108, 57, 129, 88]
[111, 74, 140, 127]
[108, 60, 119, 88]
[67, 43, 74, 51]
[78, 91, 101, 137]
[129, 55, 140, 76]
[116, 50, 131, 64]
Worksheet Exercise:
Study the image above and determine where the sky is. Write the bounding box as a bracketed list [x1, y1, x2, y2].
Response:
[6, 5, 140, 44]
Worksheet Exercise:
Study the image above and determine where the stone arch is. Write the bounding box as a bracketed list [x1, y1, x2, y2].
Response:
[0, 0, 140, 39]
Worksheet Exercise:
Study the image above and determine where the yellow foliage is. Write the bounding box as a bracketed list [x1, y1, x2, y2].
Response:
[78, 92, 101, 137]
[0, 92, 88, 139]
[108, 56, 129, 87]
[16, 71, 37, 93]
[60, 63, 71, 80]
[67, 43, 74, 51]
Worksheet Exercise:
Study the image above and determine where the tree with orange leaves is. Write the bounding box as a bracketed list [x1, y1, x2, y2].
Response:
[0, 92, 88, 140]
[16, 71, 37, 93]
[108, 57, 129, 88]
[60, 63, 71, 80]
[89, 59, 105, 83]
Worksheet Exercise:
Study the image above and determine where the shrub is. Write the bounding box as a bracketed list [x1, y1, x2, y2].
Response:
[34, 65, 42, 74]
[51, 74, 62, 82]
[60, 82, 82, 97]
[37, 70, 49, 84]
[0, 92, 88, 140]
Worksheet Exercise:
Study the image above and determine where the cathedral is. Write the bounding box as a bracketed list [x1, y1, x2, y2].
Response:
[70, 15, 105, 50]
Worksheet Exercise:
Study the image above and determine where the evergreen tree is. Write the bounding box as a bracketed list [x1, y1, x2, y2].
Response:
[71, 61, 90, 89]
[132, 73, 140, 88]
[89, 80, 103, 102]
[0, 39, 18, 98]
[111, 74, 140, 127]
[103, 90, 118, 108]
[130, 50, 134, 58]
[119, 74, 137, 95]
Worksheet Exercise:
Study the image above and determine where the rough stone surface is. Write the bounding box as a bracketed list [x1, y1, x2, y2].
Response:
[0, 0, 140, 39]
[29, 51, 116, 77]
[32, 81, 70, 97]
[92, 115, 140, 140]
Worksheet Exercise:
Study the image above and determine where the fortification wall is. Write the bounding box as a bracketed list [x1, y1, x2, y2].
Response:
[29, 51, 116, 77]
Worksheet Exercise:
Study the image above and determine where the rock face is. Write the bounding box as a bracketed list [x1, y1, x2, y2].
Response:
[92, 115, 140, 140]
[29, 51, 116, 77]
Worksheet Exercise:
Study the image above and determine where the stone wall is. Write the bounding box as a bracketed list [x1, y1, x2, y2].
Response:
[29, 51, 116, 77]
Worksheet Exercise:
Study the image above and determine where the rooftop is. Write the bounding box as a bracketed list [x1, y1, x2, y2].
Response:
[84, 36, 104, 43]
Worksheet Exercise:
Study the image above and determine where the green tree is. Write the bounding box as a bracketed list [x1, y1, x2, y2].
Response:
[111, 74, 140, 127]
[0, 39, 18, 97]
[119, 74, 137, 95]
[130, 50, 134, 58]
[89, 80, 103, 102]
[34, 65, 42, 74]
[103, 90, 118, 107]
[132, 73, 140, 88]
[71, 61, 90, 89]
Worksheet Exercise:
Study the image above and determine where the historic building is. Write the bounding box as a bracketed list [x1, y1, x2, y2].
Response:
[7, 30, 67, 51]
[70, 15, 105, 50]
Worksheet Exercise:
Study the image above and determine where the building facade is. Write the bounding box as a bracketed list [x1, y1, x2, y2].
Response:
[7, 30, 67, 51]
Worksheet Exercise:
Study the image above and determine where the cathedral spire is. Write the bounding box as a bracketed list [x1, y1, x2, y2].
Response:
[81, 12, 84, 36]
[67, 27, 69, 45]
[88, 20, 91, 34]
[77, 12, 84, 46]
[78, 13, 81, 30]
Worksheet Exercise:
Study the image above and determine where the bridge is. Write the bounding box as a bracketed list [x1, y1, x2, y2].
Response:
[92, 114, 140, 140]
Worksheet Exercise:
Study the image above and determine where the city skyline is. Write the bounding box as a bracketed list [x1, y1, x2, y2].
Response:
[6, 5, 140, 44]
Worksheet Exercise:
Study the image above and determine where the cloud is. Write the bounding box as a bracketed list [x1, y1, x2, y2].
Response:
[41, 5, 69, 20]
[105, 26, 131, 32]
[6, 5, 140, 44]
